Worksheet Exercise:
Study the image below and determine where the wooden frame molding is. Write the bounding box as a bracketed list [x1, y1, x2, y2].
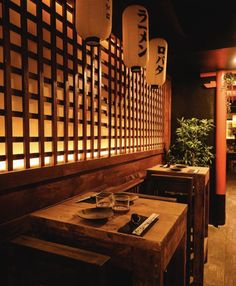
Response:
[0, 149, 163, 193]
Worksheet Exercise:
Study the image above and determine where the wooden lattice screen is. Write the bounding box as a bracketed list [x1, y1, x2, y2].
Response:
[0, 0, 165, 173]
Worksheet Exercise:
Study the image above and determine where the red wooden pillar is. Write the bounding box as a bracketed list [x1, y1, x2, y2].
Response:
[215, 71, 226, 224]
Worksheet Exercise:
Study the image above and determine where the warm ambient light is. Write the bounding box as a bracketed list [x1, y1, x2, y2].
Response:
[0, 161, 6, 172]
[0, 1, 165, 174]
[146, 38, 168, 87]
[122, 5, 149, 72]
[232, 115, 236, 128]
[203, 81, 216, 88]
[75, 0, 112, 46]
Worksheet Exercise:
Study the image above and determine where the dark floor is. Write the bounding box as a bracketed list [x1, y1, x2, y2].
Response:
[204, 173, 236, 286]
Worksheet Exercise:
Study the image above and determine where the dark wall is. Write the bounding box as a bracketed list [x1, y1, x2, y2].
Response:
[171, 70, 218, 225]
[171, 71, 215, 145]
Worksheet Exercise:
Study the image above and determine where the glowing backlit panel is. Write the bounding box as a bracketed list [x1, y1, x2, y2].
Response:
[0, 0, 165, 173]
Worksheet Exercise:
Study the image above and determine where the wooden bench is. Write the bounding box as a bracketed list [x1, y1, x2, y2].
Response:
[125, 191, 178, 202]
[106, 177, 145, 194]
[7, 235, 111, 286]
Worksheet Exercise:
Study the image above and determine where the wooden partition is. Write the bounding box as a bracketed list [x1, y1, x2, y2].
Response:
[0, 0, 171, 239]
[0, 0, 167, 173]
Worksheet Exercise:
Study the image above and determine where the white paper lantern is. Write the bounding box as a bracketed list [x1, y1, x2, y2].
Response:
[146, 38, 168, 87]
[122, 5, 149, 72]
[75, 0, 112, 46]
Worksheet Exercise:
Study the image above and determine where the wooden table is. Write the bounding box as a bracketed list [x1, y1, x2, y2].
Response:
[146, 165, 210, 286]
[29, 193, 187, 286]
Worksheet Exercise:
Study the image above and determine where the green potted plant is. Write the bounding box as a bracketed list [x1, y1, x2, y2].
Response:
[168, 117, 215, 167]
[223, 72, 235, 89]
[224, 73, 236, 113]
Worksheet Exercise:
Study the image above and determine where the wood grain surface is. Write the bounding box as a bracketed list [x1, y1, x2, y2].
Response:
[146, 164, 210, 285]
[29, 194, 187, 286]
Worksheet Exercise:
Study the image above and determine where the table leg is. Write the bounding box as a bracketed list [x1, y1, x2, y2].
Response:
[193, 180, 205, 285]
[164, 231, 187, 286]
[132, 249, 163, 286]
[205, 181, 210, 237]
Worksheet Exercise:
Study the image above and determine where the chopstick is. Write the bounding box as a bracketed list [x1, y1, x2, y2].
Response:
[75, 194, 97, 203]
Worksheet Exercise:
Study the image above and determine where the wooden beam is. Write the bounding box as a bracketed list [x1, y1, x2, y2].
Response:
[21, 0, 30, 169]
[90, 46, 95, 158]
[108, 37, 112, 157]
[97, 45, 102, 158]
[2, 1, 13, 171]
[82, 41, 87, 160]
[51, 0, 58, 165]
[200, 72, 216, 78]
[0, 149, 163, 192]
[62, 0, 69, 163]
[73, 3, 79, 161]
[37, 0, 45, 167]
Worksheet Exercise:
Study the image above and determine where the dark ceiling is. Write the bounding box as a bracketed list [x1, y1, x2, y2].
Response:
[112, 0, 236, 74]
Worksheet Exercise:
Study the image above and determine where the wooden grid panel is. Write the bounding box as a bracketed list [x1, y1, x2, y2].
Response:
[0, 0, 165, 173]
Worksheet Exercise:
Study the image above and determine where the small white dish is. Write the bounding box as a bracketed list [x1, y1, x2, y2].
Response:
[77, 207, 113, 220]
[174, 164, 187, 168]
[118, 192, 139, 202]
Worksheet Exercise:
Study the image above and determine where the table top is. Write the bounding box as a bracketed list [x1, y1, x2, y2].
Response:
[146, 164, 210, 185]
[29, 192, 187, 265]
[147, 164, 209, 176]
